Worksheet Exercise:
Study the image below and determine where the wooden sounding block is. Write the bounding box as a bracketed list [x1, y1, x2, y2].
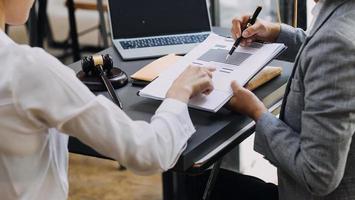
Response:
[245, 66, 283, 91]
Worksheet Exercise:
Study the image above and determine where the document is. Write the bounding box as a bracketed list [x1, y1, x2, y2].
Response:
[139, 33, 286, 112]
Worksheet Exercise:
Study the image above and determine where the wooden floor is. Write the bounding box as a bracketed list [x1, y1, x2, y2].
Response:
[68, 154, 162, 200]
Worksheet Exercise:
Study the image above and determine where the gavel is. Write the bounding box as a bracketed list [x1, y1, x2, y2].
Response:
[80, 54, 123, 109]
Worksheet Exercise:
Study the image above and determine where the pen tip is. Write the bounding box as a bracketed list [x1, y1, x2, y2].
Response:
[225, 55, 230, 61]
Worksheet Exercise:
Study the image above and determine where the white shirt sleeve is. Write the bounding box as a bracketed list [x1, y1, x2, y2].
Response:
[10, 46, 195, 175]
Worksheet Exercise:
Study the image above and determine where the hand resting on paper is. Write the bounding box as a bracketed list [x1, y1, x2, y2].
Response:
[231, 15, 281, 47]
[228, 81, 267, 121]
[166, 65, 215, 103]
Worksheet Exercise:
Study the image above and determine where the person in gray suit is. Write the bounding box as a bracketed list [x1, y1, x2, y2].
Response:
[226, 0, 355, 199]
[191, 0, 355, 199]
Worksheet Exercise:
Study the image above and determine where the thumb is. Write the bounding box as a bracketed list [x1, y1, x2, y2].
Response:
[242, 23, 262, 38]
[231, 81, 242, 93]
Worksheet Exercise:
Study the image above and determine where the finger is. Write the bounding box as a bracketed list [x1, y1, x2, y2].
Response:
[206, 71, 213, 79]
[196, 68, 210, 79]
[203, 88, 213, 95]
[232, 18, 242, 38]
[191, 77, 213, 97]
[241, 15, 251, 24]
[242, 22, 263, 38]
[202, 81, 214, 95]
[231, 29, 237, 40]
[245, 41, 253, 47]
[203, 87, 213, 95]
[186, 65, 195, 69]
[204, 67, 216, 78]
[227, 96, 237, 109]
[197, 67, 214, 79]
[231, 81, 242, 93]
[240, 39, 249, 47]
[232, 15, 250, 38]
[188, 64, 202, 70]
[200, 77, 214, 90]
[206, 67, 216, 72]
[240, 35, 258, 47]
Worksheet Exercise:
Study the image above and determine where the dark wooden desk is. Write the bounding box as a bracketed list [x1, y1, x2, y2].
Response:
[67, 27, 293, 199]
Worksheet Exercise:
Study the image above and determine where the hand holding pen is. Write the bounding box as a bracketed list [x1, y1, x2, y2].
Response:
[226, 6, 262, 61]
[228, 7, 282, 60]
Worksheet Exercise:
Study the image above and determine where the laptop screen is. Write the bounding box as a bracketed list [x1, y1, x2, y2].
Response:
[108, 0, 211, 39]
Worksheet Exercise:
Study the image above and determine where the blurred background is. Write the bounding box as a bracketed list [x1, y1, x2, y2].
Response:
[220, 0, 315, 27]
[8, 0, 315, 64]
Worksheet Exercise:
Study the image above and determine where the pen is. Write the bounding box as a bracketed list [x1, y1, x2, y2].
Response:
[226, 6, 262, 61]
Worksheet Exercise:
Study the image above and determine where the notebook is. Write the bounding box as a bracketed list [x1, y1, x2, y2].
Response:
[139, 33, 286, 112]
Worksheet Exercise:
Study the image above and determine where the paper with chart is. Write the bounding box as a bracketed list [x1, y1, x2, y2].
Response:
[139, 33, 286, 112]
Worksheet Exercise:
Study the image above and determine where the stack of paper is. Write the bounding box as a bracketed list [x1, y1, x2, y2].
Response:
[139, 33, 286, 112]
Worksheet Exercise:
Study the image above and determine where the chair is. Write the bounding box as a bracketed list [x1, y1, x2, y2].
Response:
[66, 0, 110, 61]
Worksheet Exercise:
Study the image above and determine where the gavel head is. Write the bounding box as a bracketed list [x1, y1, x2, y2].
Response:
[81, 54, 113, 75]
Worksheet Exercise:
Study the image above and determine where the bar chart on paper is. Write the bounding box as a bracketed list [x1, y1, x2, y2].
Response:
[198, 49, 252, 66]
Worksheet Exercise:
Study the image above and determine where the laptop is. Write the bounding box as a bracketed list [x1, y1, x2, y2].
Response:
[107, 0, 212, 60]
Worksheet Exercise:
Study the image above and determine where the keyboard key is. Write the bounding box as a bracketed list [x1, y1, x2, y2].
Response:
[120, 34, 209, 49]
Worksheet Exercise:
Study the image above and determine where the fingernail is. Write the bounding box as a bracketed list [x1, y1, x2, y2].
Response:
[242, 30, 249, 37]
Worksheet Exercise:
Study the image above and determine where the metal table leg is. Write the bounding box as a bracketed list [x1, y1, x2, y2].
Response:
[97, 0, 109, 48]
[28, 0, 47, 47]
[210, 0, 220, 26]
[28, 2, 39, 47]
[66, 0, 81, 61]
[203, 158, 223, 200]
[162, 171, 174, 200]
[37, 0, 47, 48]
[5, 24, 9, 34]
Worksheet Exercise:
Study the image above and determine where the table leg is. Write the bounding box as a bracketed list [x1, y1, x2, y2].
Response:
[66, 0, 81, 61]
[162, 171, 174, 200]
[96, 0, 109, 48]
[28, 3, 39, 47]
[5, 24, 9, 34]
[37, 0, 47, 48]
[202, 158, 222, 200]
[210, 0, 220, 26]
[162, 171, 197, 200]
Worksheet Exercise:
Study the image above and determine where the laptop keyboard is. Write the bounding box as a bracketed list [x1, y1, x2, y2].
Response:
[120, 34, 209, 49]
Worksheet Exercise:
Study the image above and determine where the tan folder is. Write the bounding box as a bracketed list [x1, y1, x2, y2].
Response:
[131, 54, 182, 82]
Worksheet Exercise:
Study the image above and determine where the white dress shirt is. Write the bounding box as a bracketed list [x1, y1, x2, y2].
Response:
[0, 31, 195, 200]
[307, 0, 325, 34]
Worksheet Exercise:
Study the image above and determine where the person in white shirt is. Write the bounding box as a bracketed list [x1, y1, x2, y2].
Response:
[0, 0, 215, 199]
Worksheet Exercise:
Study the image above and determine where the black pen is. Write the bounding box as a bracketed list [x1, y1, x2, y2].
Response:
[226, 6, 262, 61]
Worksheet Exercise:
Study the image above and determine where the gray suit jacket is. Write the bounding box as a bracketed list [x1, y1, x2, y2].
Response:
[254, 0, 355, 199]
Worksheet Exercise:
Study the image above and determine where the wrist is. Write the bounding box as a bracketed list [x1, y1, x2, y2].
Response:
[166, 85, 191, 103]
[251, 104, 268, 121]
[268, 23, 281, 42]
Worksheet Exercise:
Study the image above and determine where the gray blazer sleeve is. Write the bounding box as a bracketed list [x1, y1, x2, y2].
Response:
[254, 17, 355, 196]
[276, 24, 307, 62]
